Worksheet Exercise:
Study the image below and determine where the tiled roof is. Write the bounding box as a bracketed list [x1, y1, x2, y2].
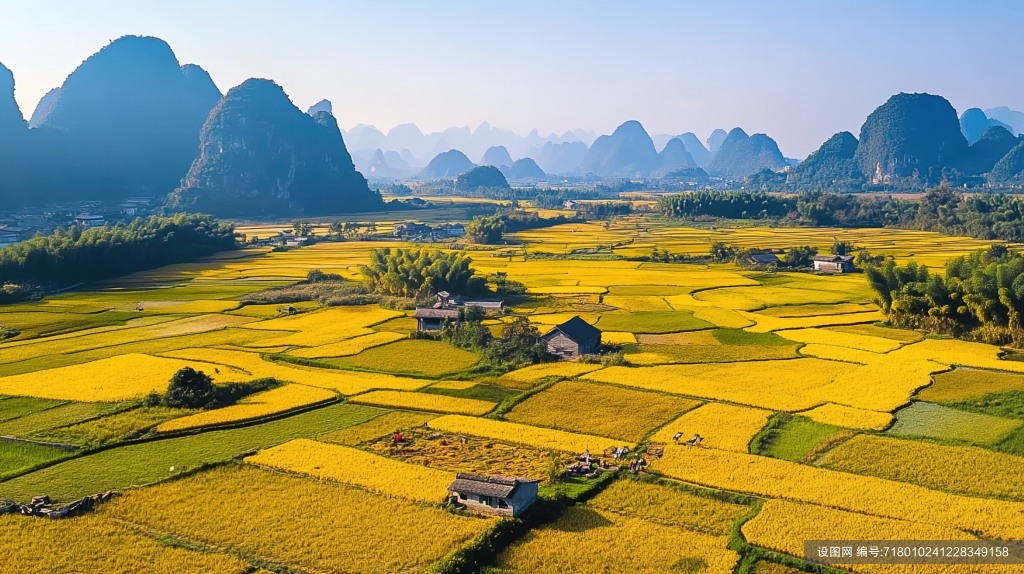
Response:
[543, 316, 601, 344]
[448, 473, 538, 498]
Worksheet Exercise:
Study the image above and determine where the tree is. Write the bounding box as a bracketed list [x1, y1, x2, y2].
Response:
[292, 220, 314, 236]
[465, 214, 505, 244]
[484, 317, 549, 367]
[831, 241, 856, 256]
[784, 246, 818, 268]
[359, 248, 484, 298]
[164, 367, 216, 409]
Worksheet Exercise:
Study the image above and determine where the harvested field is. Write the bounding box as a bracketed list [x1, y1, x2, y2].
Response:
[429, 414, 622, 453]
[320, 411, 436, 445]
[349, 390, 495, 415]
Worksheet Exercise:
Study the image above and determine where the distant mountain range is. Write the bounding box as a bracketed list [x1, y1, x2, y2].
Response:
[3, 35, 1023, 217]
[749, 93, 1024, 191]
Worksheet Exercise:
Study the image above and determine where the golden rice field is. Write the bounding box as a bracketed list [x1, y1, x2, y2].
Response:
[588, 479, 750, 536]
[156, 384, 337, 432]
[0, 513, 250, 574]
[348, 390, 496, 415]
[429, 414, 623, 453]
[820, 434, 1024, 500]
[505, 380, 700, 442]
[245, 438, 454, 502]
[7, 212, 1024, 572]
[104, 464, 490, 573]
[743, 500, 977, 574]
[650, 402, 772, 451]
[651, 447, 1024, 539]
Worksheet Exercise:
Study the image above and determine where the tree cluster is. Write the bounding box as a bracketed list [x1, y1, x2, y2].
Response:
[150, 367, 279, 411]
[866, 246, 1024, 344]
[0, 213, 236, 288]
[440, 315, 549, 369]
[359, 248, 485, 299]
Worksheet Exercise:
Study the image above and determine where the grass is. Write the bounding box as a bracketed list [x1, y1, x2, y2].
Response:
[505, 380, 700, 442]
[0, 310, 142, 341]
[0, 403, 381, 503]
[589, 478, 751, 536]
[423, 382, 520, 403]
[0, 396, 65, 423]
[32, 406, 193, 448]
[327, 339, 481, 377]
[0, 401, 118, 438]
[712, 329, 795, 347]
[0, 441, 75, 480]
[596, 310, 713, 334]
[751, 414, 844, 462]
[319, 410, 435, 446]
[888, 401, 1021, 444]
[920, 369, 1024, 403]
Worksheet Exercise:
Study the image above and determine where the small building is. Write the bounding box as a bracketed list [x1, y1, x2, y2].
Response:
[74, 214, 105, 228]
[118, 203, 139, 216]
[748, 252, 781, 266]
[413, 308, 459, 332]
[394, 222, 432, 238]
[448, 474, 539, 517]
[813, 254, 856, 274]
[542, 316, 602, 360]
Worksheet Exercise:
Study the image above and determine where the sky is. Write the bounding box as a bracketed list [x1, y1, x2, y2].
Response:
[0, 0, 1021, 158]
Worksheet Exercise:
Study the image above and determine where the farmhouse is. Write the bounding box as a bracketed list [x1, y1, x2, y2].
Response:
[413, 308, 459, 332]
[542, 316, 602, 360]
[448, 474, 539, 517]
[748, 252, 781, 265]
[813, 254, 855, 274]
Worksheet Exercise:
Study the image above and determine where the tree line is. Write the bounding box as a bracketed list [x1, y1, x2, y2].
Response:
[657, 188, 1024, 241]
[866, 246, 1024, 345]
[0, 213, 236, 289]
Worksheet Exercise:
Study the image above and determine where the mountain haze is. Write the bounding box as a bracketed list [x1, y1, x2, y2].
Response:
[706, 128, 786, 178]
[578, 120, 660, 177]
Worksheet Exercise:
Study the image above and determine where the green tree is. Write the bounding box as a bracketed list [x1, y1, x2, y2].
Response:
[292, 220, 314, 236]
[831, 241, 856, 256]
[465, 214, 505, 244]
[784, 246, 818, 268]
[164, 367, 216, 409]
[359, 248, 484, 298]
[484, 317, 549, 367]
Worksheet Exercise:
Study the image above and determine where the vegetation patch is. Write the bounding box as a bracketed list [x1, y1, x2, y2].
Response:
[821, 434, 1024, 500]
[596, 310, 712, 334]
[0, 396, 65, 423]
[919, 369, 1024, 402]
[429, 414, 622, 454]
[422, 382, 520, 403]
[0, 403, 381, 503]
[588, 479, 751, 536]
[32, 406, 193, 448]
[156, 384, 337, 433]
[349, 390, 496, 415]
[329, 338, 480, 377]
[651, 403, 771, 452]
[888, 401, 1021, 444]
[505, 380, 700, 442]
[0, 440, 75, 480]
[246, 438, 454, 502]
[0, 512, 250, 574]
[751, 414, 844, 462]
[104, 464, 491, 574]
[0, 401, 118, 438]
[320, 410, 435, 446]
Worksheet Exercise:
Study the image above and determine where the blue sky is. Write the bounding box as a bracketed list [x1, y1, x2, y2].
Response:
[0, 0, 1020, 157]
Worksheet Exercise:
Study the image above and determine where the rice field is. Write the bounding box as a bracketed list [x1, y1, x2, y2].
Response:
[155, 384, 337, 432]
[6, 214, 1024, 571]
[429, 414, 623, 453]
[821, 434, 1024, 500]
[348, 390, 496, 415]
[0, 513, 251, 574]
[246, 438, 454, 502]
[650, 402, 772, 452]
[505, 380, 700, 442]
[888, 401, 1021, 444]
[104, 464, 492, 574]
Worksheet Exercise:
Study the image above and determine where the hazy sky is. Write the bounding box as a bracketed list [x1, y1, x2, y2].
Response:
[1, 0, 1021, 157]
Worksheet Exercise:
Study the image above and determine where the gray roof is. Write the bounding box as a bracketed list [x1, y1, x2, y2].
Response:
[413, 308, 459, 319]
[463, 300, 503, 309]
[543, 316, 601, 345]
[448, 474, 538, 498]
[814, 254, 854, 262]
[749, 253, 780, 264]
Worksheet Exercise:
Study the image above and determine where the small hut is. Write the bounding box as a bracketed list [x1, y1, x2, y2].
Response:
[447, 474, 539, 517]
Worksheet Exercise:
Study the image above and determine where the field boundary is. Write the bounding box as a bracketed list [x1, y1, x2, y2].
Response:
[0, 435, 80, 451]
